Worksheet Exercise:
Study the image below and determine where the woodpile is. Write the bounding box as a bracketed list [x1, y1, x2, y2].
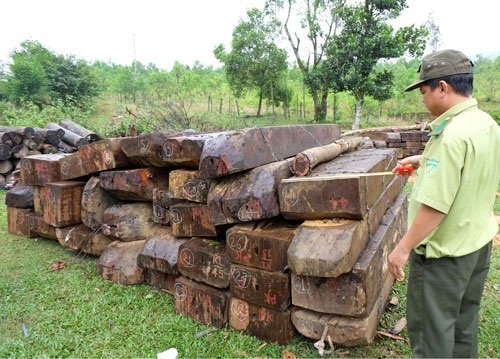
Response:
[5, 122, 418, 349]
[0, 120, 101, 189]
[361, 128, 429, 158]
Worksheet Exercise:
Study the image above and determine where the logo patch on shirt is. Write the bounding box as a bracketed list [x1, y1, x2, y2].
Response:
[425, 158, 440, 177]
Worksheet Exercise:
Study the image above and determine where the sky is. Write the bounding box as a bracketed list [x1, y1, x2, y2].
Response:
[1, 0, 498, 71]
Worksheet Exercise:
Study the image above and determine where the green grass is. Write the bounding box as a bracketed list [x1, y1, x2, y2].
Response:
[1, 189, 499, 358]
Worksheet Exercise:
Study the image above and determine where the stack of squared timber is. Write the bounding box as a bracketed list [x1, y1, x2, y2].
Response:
[0, 120, 101, 190]
[279, 147, 408, 346]
[363, 129, 429, 158]
[4, 122, 411, 348]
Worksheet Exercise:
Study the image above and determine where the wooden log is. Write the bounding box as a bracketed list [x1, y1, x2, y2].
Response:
[400, 130, 423, 142]
[22, 137, 43, 151]
[366, 175, 406, 235]
[0, 144, 12, 160]
[287, 218, 369, 277]
[225, 219, 299, 272]
[120, 131, 181, 167]
[199, 124, 341, 179]
[342, 123, 429, 138]
[19, 153, 69, 186]
[46, 122, 89, 147]
[0, 159, 14, 175]
[174, 276, 230, 328]
[5, 183, 34, 208]
[230, 263, 291, 311]
[291, 273, 395, 347]
[0, 126, 35, 138]
[101, 202, 165, 241]
[81, 231, 115, 256]
[99, 167, 170, 202]
[292, 137, 363, 176]
[229, 298, 295, 345]
[40, 181, 85, 227]
[59, 151, 88, 181]
[57, 140, 77, 153]
[290, 192, 407, 317]
[59, 118, 101, 143]
[40, 143, 59, 154]
[152, 189, 183, 225]
[137, 228, 188, 275]
[32, 185, 44, 214]
[178, 237, 231, 288]
[7, 207, 35, 237]
[169, 202, 218, 237]
[78, 138, 130, 174]
[168, 169, 212, 203]
[33, 128, 64, 146]
[162, 132, 228, 168]
[145, 269, 180, 294]
[56, 223, 93, 251]
[208, 159, 293, 226]
[279, 148, 399, 220]
[0, 131, 22, 147]
[26, 212, 57, 240]
[96, 240, 146, 285]
[11, 144, 29, 159]
[81, 176, 120, 230]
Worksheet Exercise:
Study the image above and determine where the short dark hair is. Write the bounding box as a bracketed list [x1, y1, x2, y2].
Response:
[426, 73, 474, 96]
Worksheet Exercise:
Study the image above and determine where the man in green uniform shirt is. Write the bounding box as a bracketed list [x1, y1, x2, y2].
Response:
[388, 49, 500, 358]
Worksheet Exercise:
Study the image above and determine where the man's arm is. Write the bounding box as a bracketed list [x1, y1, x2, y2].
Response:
[388, 204, 446, 280]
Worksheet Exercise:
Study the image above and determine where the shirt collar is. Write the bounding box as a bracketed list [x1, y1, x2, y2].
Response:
[428, 98, 478, 137]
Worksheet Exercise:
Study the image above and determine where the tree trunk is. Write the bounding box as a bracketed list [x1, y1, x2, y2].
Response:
[257, 93, 263, 117]
[352, 97, 364, 130]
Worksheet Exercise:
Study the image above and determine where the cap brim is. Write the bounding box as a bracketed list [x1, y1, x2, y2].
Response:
[404, 79, 425, 92]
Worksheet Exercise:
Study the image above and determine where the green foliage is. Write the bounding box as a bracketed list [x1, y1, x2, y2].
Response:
[214, 8, 290, 117]
[325, 0, 428, 129]
[6, 40, 101, 109]
[0, 100, 93, 130]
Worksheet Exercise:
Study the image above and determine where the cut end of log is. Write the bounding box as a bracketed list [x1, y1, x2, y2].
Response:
[292, 153, 311, 176]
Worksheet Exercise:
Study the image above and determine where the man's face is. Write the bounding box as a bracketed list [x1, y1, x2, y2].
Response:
[420, 83, 444, 117]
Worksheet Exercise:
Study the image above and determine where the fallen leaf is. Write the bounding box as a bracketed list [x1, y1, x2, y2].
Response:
[51, 261, 68, 271]
[389, 317, 407, 335]
[282, 349, 296, 359]
[258, 342, 267, 350]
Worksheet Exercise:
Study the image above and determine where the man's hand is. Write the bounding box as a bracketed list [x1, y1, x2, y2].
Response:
[388, 243, 410, 281]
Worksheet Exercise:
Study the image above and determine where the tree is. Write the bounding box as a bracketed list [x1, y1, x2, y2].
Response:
[266, 0, 427, 126]
[324, 0, 427, 129]
[265, 0, 346, 122]
[6, 40, 101, 109]
[214, 8, 289, 117]
[425, 11, 442, 53]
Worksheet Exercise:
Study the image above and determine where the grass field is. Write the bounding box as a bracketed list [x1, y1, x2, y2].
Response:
[0, 188, 499, 358]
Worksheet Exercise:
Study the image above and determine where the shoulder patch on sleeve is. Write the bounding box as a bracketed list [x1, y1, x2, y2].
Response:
[425, 158, 440, 177]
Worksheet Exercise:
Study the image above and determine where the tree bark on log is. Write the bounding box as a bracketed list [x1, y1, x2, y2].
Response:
[59, 118, 101, 143]
[33, 128, 65, 146]
[46, 122, 89, 147]
[292, 137, 363, 176]
[0, 126, 35, 138]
